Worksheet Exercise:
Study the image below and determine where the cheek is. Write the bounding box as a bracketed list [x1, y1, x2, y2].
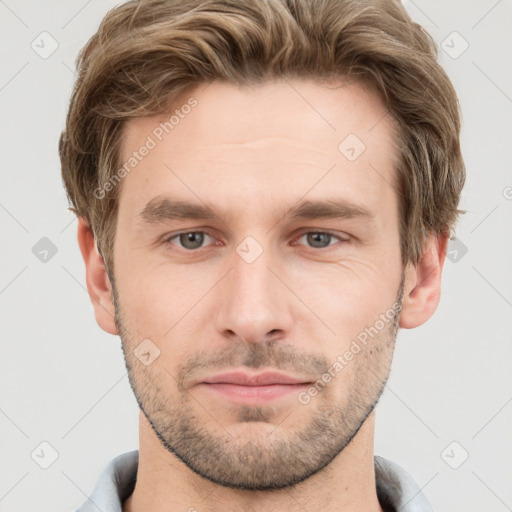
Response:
[116, 263, 218, 343]
[289, 256, 398, 341]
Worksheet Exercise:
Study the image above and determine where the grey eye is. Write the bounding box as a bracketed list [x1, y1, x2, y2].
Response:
[297, 231, 346, 249]
[168, 231, 213, 250]
[305, 232, 334, 248]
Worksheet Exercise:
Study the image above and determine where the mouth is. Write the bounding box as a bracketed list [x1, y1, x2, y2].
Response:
[199, 370, 312, 405]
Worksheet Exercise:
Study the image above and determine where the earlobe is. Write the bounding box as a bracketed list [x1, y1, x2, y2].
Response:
[398, 232, 449, 329]
[77, 217, 119, 335]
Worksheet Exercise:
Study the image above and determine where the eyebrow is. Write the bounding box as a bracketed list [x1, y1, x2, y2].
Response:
[138, 196, 375, 227]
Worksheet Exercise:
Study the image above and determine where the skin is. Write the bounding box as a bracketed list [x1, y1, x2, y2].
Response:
[78, 78, 448, 512]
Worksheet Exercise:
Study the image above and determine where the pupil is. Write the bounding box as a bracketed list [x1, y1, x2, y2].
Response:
[308, 233, 330, 248]
[182, 232, 203, 249]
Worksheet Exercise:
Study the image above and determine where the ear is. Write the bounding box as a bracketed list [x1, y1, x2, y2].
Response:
[77, 217, 119, 335]
[399, 232, 449, 329]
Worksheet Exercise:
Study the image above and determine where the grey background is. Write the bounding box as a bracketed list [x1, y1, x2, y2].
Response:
[1, 0, 511, 511]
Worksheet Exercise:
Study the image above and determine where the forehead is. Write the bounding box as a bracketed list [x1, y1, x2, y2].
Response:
[122, 78, 396, 153]
[117, 78, 399, 227]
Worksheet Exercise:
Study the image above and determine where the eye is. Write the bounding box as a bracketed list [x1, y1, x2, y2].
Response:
[163, 229, 350, 252]
[165, 231, 215, 250]
[294, 230, 350, 249]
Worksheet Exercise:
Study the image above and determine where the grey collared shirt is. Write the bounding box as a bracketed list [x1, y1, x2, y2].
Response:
[75, 450, 433, 512]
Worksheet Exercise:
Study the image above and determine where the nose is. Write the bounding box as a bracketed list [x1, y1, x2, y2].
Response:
[213, 243, 294, 345]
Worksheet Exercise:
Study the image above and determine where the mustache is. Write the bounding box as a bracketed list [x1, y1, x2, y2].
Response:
[177, 340, 331, 391]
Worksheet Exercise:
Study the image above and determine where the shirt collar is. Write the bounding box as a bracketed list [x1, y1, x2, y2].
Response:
[76, 450, 433, 512]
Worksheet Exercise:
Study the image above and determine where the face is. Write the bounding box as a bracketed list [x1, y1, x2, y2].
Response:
[110, 78, 405, 490]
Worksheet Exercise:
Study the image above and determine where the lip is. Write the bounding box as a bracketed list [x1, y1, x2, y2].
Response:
[202, 371, 309, 386]
[199, 371, 312, 405]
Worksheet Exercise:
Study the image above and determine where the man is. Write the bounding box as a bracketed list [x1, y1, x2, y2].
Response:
[59, 0, 465, 510]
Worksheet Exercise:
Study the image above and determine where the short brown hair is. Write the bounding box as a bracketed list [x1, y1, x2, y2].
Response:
[59, 0, 465, 275]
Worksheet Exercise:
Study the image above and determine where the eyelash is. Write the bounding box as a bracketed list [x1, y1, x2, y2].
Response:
[163, 229, 350, 251]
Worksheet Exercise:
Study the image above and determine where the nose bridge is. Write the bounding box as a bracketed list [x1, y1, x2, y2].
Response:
[214, 236, 293, 344]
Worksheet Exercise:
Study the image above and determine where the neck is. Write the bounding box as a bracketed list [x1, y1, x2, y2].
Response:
[123, 411, 384, 512]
